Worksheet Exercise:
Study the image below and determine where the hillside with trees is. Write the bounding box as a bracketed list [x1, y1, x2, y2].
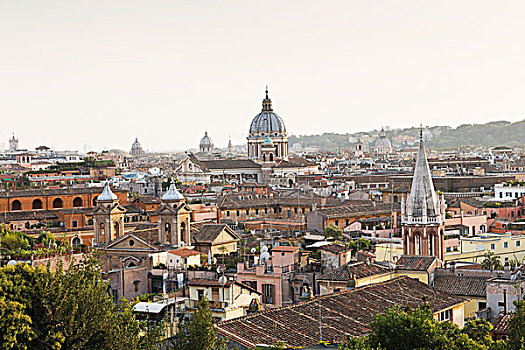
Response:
[289, 119, 525, 151]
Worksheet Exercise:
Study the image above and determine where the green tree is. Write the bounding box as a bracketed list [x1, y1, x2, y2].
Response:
[323, 225, 343, 240]
[481, 252, 503, 271]
[508, 299, 525, 350]
[0, 257, 162, 350]
[172, 297, 225, 350]
[349, 238, 373, 254]
[340, 305, 497, 350]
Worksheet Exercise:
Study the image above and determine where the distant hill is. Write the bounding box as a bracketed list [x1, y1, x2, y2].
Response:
[289, 119, 525, 151]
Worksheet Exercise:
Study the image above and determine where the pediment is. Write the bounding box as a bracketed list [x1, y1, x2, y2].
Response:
[105, 233, 159, 252]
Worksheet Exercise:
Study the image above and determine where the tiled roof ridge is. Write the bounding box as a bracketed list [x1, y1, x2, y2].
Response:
[219, 276, 413, 325]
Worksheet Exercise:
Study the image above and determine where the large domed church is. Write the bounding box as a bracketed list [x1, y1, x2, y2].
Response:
[247, 88, 289, 163]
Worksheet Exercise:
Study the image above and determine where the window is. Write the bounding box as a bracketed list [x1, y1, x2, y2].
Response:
[335, 220, 339, 227]
[478, 302, 487, 311]
[517, 241, 521, 247]
[438, 309, 452, 322]
[52, 198, 63, 209]
[212, 287, 220, 301]
[32, 199, 43, 210]
[197, 289, 205, 300]
[491, 244, 495, 250]
[226, 211, 230, 217]
[72, 220, 78, 228]
[11, 200, 22, 211]
[263, 284, 275, 304]
[73, 197, 83, 207]
[246, 210, 249, 215]
[255, 209, 259, 215]
[504, 242, 508, 249]
[294, 208, 298, 214]
[129, 239, 135, 246]
[133, 281, 140, 292]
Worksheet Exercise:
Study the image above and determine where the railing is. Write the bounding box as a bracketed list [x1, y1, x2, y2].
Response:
[187, 299, 229, 310]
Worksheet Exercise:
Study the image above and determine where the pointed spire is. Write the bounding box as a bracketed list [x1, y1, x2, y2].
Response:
[403, 128, 442, 224]
[98, 181, 118, 202]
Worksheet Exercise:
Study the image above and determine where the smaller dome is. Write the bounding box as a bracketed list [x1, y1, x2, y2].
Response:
[199, 132, 214, 152]
[264, 136, 273, 145]
[131, 138, 144, 156]
[375, 127, 392, 154]
[162, 182, 184, 202]
[98, 182, 118, 202]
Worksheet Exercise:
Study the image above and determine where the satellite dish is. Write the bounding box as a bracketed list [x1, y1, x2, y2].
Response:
[261, 245, 268, 253]
[218, 275, 228, 286]
[250, 247, 257, 254]
[260, 251, 270, 265]
[7, 260, 17, 266]
[179, 241, 185, 248]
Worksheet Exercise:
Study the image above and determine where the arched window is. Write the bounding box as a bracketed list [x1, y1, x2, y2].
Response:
[114, 221, 120, 237]
[52, 198, 63, 209]
[11, 200, 22, 211]
[269, 153, 274, 161]
[263, 154, 266, 162]
[72, 237, 81, 247]
[32, 199, 43, 210]
[99, 222, 105, 235]
[93, 196, 98, 206]
[180, 221, 186, 243]
[73, 197, 83, 207]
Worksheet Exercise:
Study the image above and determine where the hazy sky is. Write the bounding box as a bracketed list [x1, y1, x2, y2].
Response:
[2, 1, 525, 152]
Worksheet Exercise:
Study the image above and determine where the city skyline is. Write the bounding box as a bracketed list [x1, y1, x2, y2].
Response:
[3, 1, 525, 151]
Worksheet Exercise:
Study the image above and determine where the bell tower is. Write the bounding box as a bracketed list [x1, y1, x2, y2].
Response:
[93, 182, 125, 246]
[401, 128, 446, 260]
[157, 182, 192, 246]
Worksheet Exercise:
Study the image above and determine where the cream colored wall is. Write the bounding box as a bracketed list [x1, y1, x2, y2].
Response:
[394, 271, 429, 284]
[375, 243, 403, 263]
[354, 272, 396, 287]
[463, 296, 484, 319]
[446, 234, 525, 263]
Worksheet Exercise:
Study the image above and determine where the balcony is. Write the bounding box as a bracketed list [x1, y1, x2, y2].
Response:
[186, 299, 230, 311]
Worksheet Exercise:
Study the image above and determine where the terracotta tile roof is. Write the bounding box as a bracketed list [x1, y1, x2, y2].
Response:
[395, 255, 436, 271]
[274, 157, 318, 168]
[491, 312, 511, 335]
[318, 261, 389, 281]
[315, 202, 399, 219]
[320, 244, 351, 254]
[217, 276, 466, 348]
[0, 210, 59, 222]
[192, 224, 239, 244]
[0, 187, 126, 198]
[433, 275, 488, 297]
[167, 248, 201, 257]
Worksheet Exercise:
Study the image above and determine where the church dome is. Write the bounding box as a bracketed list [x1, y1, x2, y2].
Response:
[199, 132, 214, 152]
[249, 89, 286, 136]
[130, 138, 144, 156]
[375, 128, 392, 154]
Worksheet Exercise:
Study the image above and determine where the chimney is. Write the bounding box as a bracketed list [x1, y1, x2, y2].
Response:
[450, 261, 456, 275]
